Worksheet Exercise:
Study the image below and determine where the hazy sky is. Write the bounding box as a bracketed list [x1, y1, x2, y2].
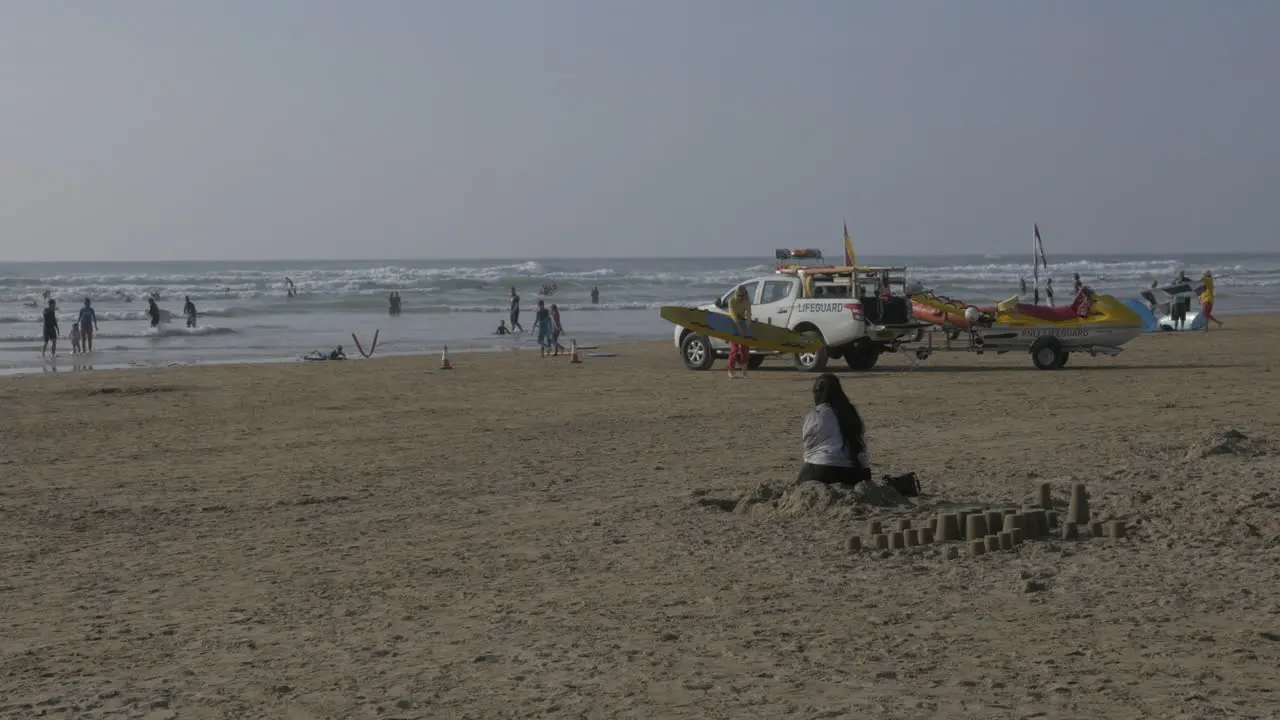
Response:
[3, 1, 1277, 261]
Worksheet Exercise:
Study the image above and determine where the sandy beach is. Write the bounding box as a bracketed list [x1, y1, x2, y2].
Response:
[3, 316, 1280, 719]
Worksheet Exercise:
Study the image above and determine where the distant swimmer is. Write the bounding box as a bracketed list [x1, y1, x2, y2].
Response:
[509, 287, 525, 333]
[590, 285, 599, 305]
[388, 291, 402, 317]
[1019, 277, 1027, 296]
[329, 345, 346, 360]
[41, 299, 60, 357]
[495, 320, 510, 335]
[285, 277, 297, 298]
[183, 295, 198, 328]
[147, 297, 161, 328]
[78, 298, 100, 352]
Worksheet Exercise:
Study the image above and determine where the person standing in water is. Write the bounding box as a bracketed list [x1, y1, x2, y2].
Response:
[549, 304, 567, 355]
[726, 285, 752, 379]
[183, 295, 198, 328]
[1199, 271, 1223, 331]
[532, 300, 553, 357]
[590, 285, 599, 305]
[78, 298, 100, 351]
[1019, 277, 1027, 296]
[1045, 278, 1055, 306]
[147, 297, 162, 328]
[41, 299, 60, 357]
[509, 287, 525, 333]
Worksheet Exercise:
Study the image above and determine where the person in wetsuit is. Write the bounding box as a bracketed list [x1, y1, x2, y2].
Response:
[509, 287, 525, 332]
[183, 295, 198, 328]
[41, 299, 60, 357]
[495, 320, 510, 335]
[147, 298, 161, 327]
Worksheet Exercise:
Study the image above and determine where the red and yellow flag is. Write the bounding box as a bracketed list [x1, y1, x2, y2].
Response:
[843, 222, 856, 266]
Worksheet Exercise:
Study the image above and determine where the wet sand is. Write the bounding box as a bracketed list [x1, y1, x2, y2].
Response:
[3, 316, 1280, 719]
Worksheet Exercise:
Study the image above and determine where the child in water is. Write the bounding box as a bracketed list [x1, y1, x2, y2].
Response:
[69, 323, 82, 355]
[495, 320, 510, 335]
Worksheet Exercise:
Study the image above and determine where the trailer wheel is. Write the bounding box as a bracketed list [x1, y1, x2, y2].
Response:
[1030, 338, 1066, 370]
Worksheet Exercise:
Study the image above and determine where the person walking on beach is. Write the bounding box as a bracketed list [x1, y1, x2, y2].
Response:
[147, 297, 162, 328]
[727, 285, 752, 379]
[78, 297, 100, 351]
[41, 299, 60, 357]
[183, 295, 198, 328]
[590, 285, 599, 305]
[550, 303, 567, 355]
[798, 373, 871, 486]
[1199, 271, 1224, 332]
[509, 287, 525, 333]
[532, 299, 553, 357]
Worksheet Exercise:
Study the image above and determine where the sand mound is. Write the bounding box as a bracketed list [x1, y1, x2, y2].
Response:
[732, 479, 908, 518]
[1184, 428, 1264, 461]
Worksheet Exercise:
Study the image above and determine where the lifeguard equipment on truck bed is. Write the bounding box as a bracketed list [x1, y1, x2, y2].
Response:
[774, 248, 824, 261]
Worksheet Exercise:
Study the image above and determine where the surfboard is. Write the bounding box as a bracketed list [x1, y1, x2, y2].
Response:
[659, 306, 822, 354]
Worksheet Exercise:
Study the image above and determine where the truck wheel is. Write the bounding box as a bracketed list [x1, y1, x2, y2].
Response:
[748, 355, 766, 370]
[792, 331, 828, 372]
[681, 333, 716, 371]
[844, 343, 881, 371]
[1030, 338, 1065, 370]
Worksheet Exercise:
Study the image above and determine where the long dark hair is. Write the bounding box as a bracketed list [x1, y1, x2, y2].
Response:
[812, 373, 865, 454]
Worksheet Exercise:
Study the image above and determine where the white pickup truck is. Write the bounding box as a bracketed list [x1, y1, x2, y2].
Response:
[673, 265, 919, 372]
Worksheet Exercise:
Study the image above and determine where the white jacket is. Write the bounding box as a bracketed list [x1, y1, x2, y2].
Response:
[802, 404, 869, 469]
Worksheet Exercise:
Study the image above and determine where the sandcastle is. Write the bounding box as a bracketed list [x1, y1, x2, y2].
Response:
[845, 481, 1130, 558]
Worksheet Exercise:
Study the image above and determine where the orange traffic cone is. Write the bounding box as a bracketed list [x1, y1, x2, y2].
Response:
[568, 339, 582, 364]
[440, 345, 453, 370]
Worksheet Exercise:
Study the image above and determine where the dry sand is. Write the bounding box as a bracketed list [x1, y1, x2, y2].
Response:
[3, 317, 1280, 719]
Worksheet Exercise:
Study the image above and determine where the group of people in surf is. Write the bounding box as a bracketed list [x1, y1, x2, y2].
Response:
[37, 294, 201, 357]
[388, 291, 404, 316]
[498, 286, 573, 357]
[1147, 270, 1223, 332]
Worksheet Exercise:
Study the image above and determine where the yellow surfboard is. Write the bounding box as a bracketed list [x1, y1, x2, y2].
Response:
[659, 306, 822, 354]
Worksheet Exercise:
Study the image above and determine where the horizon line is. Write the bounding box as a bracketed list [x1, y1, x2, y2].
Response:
[4, 250, 1278, 265]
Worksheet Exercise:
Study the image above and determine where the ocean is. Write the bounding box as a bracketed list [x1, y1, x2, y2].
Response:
[2, 253, 1277, 375]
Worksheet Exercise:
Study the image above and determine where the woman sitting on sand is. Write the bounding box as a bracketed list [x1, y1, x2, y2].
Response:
[798, 373, 871, 486]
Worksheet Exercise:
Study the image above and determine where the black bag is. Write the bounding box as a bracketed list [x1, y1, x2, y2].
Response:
[883, 472, 921, 497]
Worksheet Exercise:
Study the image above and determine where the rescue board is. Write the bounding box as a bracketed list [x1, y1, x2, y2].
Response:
[659, 306, 822, 354]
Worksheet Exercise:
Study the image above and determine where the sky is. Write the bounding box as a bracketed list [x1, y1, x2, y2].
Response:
[2, 1, 1278, 262]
